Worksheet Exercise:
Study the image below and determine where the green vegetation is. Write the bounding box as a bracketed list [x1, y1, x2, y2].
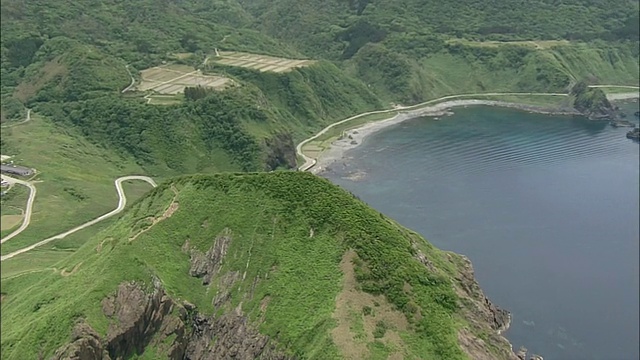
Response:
[1, 0, 638, 176]
[0, 185, 29, 236]
[1, 1, 638, 358]
[0, 113, 149, 254]
[0, 173, 510, 359]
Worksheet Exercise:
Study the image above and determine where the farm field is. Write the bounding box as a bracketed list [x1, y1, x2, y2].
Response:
[136, 64, 231, 95]
[212, 51, 315, 72]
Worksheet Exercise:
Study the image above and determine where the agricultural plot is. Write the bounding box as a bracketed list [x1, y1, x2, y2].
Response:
[212, 51, 315, 73]
[136, 64, 231, 95]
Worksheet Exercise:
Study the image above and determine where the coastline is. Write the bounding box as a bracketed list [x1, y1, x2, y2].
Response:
[307, 93, 640, 175]
[308, 99, 575, 175]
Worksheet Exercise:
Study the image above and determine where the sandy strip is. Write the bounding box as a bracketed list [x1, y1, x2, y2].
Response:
[606, 92, 639, 101]
[309, 99, 581, 174]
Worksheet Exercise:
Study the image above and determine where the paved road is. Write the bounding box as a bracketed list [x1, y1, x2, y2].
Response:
[296, 86, 640, 172]
[0, 175, 37, 244]
[588, 85, 640, 89]
[1, 176, 157, 261]
[296, 92, 569, 172]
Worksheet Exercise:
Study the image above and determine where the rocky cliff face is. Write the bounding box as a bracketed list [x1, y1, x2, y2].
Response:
[50, 230, 291, 360]
[50, 229, 538, 360]
[264, 133, 297, 171]
[571, 82, 618, 120]
[50, 279, 291, 360]
[450, 254, 543, 360]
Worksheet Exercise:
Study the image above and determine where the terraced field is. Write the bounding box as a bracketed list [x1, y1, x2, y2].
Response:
[136, 64, 231, 95]
[212, 51, 315, 73]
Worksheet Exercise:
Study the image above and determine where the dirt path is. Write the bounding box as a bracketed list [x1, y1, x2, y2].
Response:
[121, 64, 136, 93]
[1, 109, 31, 129]
[0, 176, 157, 261]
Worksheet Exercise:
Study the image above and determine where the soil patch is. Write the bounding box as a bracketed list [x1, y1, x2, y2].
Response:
[1, 215, 23, 231]
[331, 250, 408, 359]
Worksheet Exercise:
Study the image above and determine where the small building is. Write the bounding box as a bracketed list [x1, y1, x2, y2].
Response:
[0, 164, 33, 177]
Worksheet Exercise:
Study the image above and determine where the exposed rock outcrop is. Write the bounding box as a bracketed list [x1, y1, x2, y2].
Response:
[610, 119, 635, 127]
[50, 322, 111, 360]
[571, 82, 617, 120]
[189, 228, 232, 285]
[186, 312, 293, 360]
[52, 278, 290, 360]
[264, 133, 297, 171]
[448, 254, 520, 360]
[101, 278, 187, 359]
[51, 278, 186, 360]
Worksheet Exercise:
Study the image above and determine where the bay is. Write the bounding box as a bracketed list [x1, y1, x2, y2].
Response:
[323, 102, 640, 360]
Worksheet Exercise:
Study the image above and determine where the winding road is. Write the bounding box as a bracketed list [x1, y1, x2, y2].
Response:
[1, 175, 37, 244]
[2, 85, 637, 260]
[296, 92, 569, 172]
[0, 176, 157, 261]
[296, 88, 640, 172]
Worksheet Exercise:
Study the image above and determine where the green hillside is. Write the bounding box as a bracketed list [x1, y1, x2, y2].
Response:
[0, 1, 638, 358]
[0, 173, 516, 359]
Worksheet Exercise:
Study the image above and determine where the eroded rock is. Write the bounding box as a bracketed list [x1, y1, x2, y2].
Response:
[52, 275, 289, 360]
[186, 313, 292, 360]
[451, 255, 520, 360]
[189, 228, 232, 285]
[50, 322, 110, 360]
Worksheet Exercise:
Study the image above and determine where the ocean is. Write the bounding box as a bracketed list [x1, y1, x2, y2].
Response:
[323, 101, 640, 360]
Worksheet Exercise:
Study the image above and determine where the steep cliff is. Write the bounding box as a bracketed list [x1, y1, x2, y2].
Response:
[571, 82, 617, 120]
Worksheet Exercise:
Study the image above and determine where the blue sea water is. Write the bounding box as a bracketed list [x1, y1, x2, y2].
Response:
[324, 102, 640, 360]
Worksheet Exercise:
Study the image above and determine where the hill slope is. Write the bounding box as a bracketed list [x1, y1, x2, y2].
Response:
[1, 172, 518, 359]
[1, 0, 638, 165]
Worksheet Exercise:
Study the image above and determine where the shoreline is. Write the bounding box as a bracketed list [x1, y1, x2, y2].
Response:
[308, 94, 639, 175]
[308, 99, 575, 175]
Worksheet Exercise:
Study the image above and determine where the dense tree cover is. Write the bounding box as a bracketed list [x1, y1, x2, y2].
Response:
[36, 92, 263, 172]
[245, 0, 639, 57]
[28, 62, 381, 173]
[1, 0, 638, 165]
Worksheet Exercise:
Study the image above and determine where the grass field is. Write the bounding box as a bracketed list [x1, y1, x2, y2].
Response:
[0, 216, 120, 280]
[0, 183, 153, 279]
[212, 51, 315, 73]
[1, 173, 493, 359]
[137, 64, 231, 95]
[0, 185, 29, 238]
[0, 112, 153, 255]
